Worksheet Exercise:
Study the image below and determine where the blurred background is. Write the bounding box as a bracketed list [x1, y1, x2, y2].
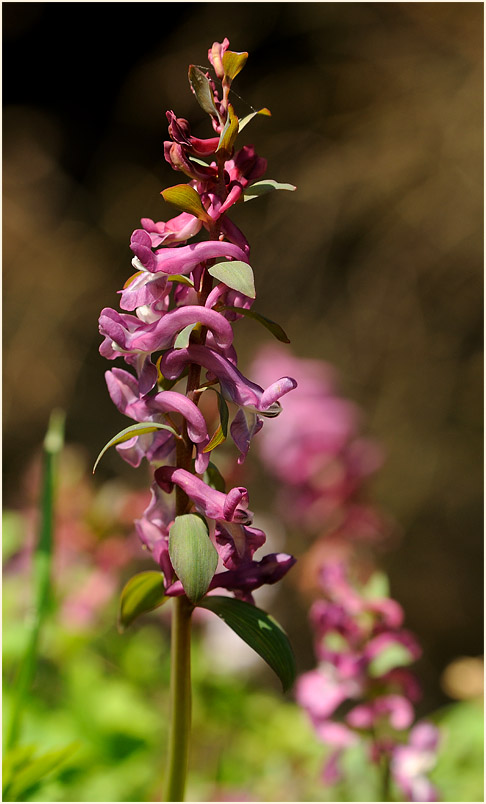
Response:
[3, 2, 483, 801]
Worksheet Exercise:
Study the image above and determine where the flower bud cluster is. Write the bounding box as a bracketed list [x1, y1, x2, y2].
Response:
[98, 40, 297, 603]
[251, 345, 439, 799]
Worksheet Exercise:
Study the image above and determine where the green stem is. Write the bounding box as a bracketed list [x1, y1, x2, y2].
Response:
[6, 409, 65, 751]
[163, 595, 193, 802]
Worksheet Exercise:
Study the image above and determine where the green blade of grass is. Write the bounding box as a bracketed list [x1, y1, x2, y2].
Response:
[5, 409, 65, 750]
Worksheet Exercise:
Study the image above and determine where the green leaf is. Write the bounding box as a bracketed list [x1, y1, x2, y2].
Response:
[217, 103, 239, 155]
[368, 642, 415, 678]
[118, 571, 168, 632]
[188, 65, 219, 117]
[169, 514, 218, 603]
[93, 422, 179, 473]
[161, 184, 211, 223]
[3, 743, 78, 802]
[174, 323, 198, 349]
[203, 423, 226, 453]
[198, 596, 296, 692]
[218, 306, 290, 343]
[200, 386, 229, 447]
[361, 570, 390, 600]
[238, 107, 272, 132]
[208, 260, 256, 299]
[166, 274, 195, 287]
[243, 179, 296, 202]
[203, 461, 226, 493]
[222, 50, 248, 81]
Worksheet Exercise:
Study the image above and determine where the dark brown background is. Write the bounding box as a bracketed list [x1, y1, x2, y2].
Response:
[3, 2, 483, 711]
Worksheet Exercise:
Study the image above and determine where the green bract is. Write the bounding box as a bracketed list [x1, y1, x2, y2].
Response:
[243, 179, 296, 202]
[118, 571, 168, 632]
[208, 260, 256, 299]
[93, 422, 180, 474]
[169, 515, 218, 603]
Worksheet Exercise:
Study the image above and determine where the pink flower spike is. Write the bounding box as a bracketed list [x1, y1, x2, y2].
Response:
[155, 467, 253, 525]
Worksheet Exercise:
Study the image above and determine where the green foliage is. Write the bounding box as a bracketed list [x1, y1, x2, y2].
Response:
[243, 179, 296, 202]
[93, 422, 179, 473]
[161, 183, 212, 222]
[208, 260, 256, 299]
[218, 306, 291, 343]
[118, 572, 167, 632]
[198, 596, 296, 692]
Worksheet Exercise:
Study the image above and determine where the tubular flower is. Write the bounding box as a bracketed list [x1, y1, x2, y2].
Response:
[97, 38, 297, 608]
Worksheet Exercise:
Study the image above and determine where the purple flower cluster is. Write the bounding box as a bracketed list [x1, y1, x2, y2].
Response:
[98, 39, 296, 603]
[295, 561, 439, 800]
[251, 345, 439, 799]
[251, 345, 388, 545]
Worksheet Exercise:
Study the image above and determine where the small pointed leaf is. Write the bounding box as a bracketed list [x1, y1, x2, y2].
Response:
[166, 274, 195, 288]
[203, 423, 226, 453]
[217, 104, 239, 155]
[222, 50, 248, 81]
[203, 461, 226, 493]
[169, 514, 218, 603]
[238, 107, 271, 132]
[219, 306, 290, 343]
[118, 571, 167, 632]
[208, 260, 255, 299]
[161, 184, 211, 223]
[174, 323, 198, 349]
[243, 180, 296, 202]
[188, 65, 219, 117]
[198, 596, 296, 691]
[368, 642, 415, 678]
[93, 422, 179, 473]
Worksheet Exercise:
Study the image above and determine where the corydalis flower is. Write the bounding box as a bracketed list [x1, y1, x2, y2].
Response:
[97, 38, 297, 608]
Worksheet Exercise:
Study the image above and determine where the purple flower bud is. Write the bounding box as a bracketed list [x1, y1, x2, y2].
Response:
[155, 466, 253, 525]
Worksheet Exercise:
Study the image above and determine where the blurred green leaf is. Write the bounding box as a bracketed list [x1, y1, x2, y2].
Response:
[118, 571, 168, 632]
[93, 422, 179, 473]
[169, 515, 218, 603]
[161, 184, 211, 223]
[2, 511, 25, 561]
[3, 743, 78, 802]
[208, 261, 256, 299]
[361, 571, 390, 599]
[198, 596, 296, 692]
[218, 306, 290, 343]
[188, 65, 219, 117]
[243, 180, 296, 202]
[368, 642, 414, 677]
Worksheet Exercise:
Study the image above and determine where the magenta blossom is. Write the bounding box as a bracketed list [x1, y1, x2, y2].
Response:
[160, 344, 297, 415]
[130, 231, 249, 276]
[155, 467, 252, 527]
